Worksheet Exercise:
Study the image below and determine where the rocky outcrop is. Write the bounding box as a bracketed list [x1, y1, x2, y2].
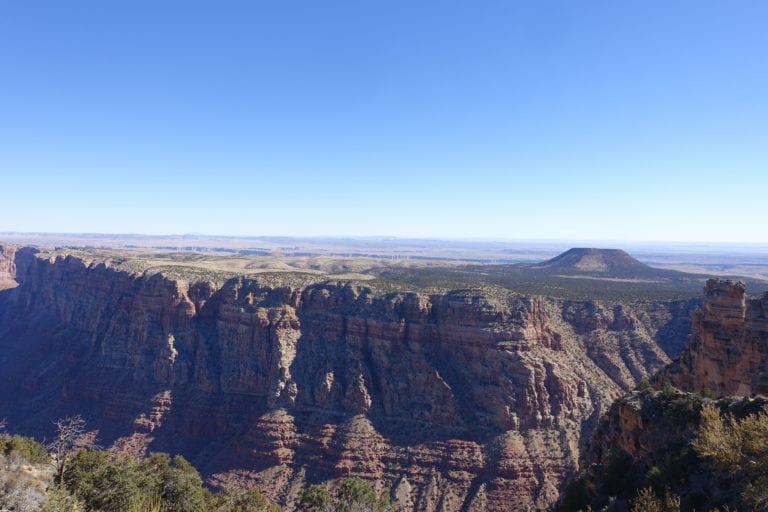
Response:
[661, 279, 768, 396]
[0, 244, 18, 290]
[0, 247, 697, 511]
[555, 280, 768, 511]
[553, 385, 711, 512]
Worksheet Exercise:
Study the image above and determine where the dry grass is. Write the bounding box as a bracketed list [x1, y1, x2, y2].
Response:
[0, 451, 54, 511]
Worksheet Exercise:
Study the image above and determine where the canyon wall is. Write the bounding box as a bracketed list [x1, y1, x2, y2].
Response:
[0, 246, 696, 511]
[556, 280, 768, 511]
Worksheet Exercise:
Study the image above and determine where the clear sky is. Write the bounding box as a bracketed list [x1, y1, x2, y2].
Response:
[1, 1, 766, 243]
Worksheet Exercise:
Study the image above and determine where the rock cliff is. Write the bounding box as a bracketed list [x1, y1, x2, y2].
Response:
[661, 279, 768, 396]
[0, 246, 698, 511]
[0, 244, 18, 290]
[556, 280, 768, 511]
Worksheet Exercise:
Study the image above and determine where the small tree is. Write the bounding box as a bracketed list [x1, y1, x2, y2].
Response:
[694, 404, 768, 509]
[5, 435, 50, 464]
[297, 479, 392, 512]
[336, 478, 379, 512]
[42, 485, 86, 512]
[298, 484, 331, 511]
[159, 455, 210, 512]
[63, 449, 146, 511]
[47, 415, 95, 483]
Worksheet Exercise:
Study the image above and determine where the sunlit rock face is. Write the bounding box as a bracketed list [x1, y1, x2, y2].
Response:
[662, 279, 768, 397]
[0, 245, 696, 511]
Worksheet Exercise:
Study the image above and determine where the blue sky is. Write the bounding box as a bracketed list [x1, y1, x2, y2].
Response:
[1, 1, 766, 242]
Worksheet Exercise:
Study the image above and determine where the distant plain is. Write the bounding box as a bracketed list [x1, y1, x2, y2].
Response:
[3, 232, 767, 301]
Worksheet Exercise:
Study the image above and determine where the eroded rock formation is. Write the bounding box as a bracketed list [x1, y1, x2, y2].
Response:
[0, 246, 697, 511]
[662, 279, 768, 396]
[556, 280, 768, 512]
[0, 244, 18, 290]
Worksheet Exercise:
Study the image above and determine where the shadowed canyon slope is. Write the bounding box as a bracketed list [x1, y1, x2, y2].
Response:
[0, 246, 702, 510]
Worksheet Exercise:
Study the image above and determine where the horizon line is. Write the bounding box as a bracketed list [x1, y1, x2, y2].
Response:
[1, 230, 768, 247]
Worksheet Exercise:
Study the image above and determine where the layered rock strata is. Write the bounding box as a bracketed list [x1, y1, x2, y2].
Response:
[662, 279, 768, 396]
[557, 280, 768, 511]
[0, 246, 697, 511]
[0, 244, 18, 290]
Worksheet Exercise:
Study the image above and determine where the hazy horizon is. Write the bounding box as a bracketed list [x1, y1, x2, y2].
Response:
[2, 2, 767, 243]
[3, 230, 768, 251]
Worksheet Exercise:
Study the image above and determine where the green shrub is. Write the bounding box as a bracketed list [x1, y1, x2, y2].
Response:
[62, 448, 284, 512]
[659, 390, 702, 423]
[297, 478, 391, 512]
[63, 450, 149, 511]
[63, 449, 221, 512]
[694, 404, 768, 509]
[336, 477, 391, 512]
[155, 454, 211, 512]
[212, 486, 282, 512]
[635, 379, 652, 392]
[298, 484, 331, 511]
[4, 434, 50, 464]
[42, 484, 86, 512]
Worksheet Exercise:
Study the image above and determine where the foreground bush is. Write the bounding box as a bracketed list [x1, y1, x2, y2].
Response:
[62, 449, 280, 512]
[1, 415, 283, 511]
[694, 404, 768, 510]
[297, 477, 392, 512]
